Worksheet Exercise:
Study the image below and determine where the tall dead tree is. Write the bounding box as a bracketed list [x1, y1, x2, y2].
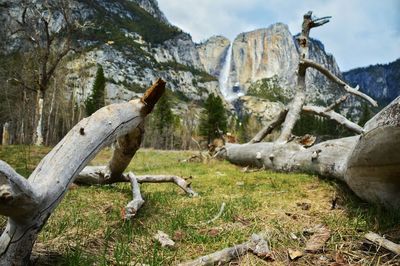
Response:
[0, 79, 196, 265]
[220, 12, 400, 209]
[4, 0, 81, 145]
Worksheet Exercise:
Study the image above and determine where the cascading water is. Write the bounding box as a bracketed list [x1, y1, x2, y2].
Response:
[219, 43, 243, 101]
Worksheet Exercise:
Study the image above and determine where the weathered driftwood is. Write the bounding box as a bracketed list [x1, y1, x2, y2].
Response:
[76, 167, 198, 197]
[124, 173, 145, 220]
[179, 233, 271, 266]
[0, 79, 166, 265]
[302, 105, 364, 134]
[365, 232, 400, 255]
[300, 59, 378, 107]
[154, 230, 175, 248]
[223, 97, 400, 209]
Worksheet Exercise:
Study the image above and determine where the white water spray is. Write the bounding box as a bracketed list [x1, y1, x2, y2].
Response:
[219, 43, 243, 101]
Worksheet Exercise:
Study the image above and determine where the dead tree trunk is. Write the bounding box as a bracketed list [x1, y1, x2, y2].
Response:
[0, 79, 167, 265]
[223, 97, 400, 208]
[2, 122, 10, 146]
[221, 12, 399, 209]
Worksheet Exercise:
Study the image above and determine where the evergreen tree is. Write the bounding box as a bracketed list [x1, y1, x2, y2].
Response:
[85, 64, 106, 116]
[358, 103, 372, 126]
[151, 92, 175, 149]
[199, 93, 227, 143]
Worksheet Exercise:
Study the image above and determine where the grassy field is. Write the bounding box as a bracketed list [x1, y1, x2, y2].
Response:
[0, 145, 399, 265]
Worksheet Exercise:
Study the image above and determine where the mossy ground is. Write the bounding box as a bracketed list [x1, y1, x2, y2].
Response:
[0, 146, 399, 265]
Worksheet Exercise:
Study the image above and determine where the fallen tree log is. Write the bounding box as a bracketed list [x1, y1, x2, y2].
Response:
[222, 11, 399, 209]
[222, 96, 400, 209]
[0, 79, 167, 265]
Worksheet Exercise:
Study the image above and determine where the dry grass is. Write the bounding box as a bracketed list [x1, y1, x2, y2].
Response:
[0, 145, 399, 265]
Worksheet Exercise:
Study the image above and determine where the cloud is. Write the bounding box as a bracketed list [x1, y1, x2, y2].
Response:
[158, 0, 400, 70]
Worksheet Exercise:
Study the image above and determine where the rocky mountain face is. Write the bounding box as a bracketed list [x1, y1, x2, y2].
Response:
[197, 23, 344, 121]
[196, 36, 230, 77]
[134, 0, 170, 24]
[202, 24, 342, 103]
[58, 0, 222, 110]
[2, 0, 353, 123]
[344, 59, 400, 106]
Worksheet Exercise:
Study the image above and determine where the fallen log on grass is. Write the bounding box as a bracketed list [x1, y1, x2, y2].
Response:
[0, 79, 186, 265]
[220, 11, 400, 209]
[222, 97, 400, 209]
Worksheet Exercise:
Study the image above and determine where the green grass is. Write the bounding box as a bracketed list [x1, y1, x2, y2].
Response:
[0, 146, 399, 265]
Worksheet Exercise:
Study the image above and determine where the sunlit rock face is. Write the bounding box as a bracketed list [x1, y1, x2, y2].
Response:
[196, 36, 231, 77]
[230, 24, 298, 93]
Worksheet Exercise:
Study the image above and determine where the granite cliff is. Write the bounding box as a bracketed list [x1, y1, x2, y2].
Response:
[2, 0, 362, 122]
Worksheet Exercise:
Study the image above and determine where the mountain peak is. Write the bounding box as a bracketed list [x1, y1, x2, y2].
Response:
[130, 0, 170, 25]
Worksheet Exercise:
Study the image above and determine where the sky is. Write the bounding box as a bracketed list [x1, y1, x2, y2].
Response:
[157, 0, 400, 71]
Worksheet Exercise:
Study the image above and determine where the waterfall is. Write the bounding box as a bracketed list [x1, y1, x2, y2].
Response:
[219, 43, 243, 101]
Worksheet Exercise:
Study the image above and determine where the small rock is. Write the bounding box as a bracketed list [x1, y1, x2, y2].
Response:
[288, 248, 303, 260]
[236, 181, 244, 186]
[154, 231, 175, 248]
[289, 232, 298, 240]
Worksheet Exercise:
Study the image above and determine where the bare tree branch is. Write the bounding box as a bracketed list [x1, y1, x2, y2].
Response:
[124, 173, 145, 220]
[325, 94, 349, 112]
[249, 109, 288, 144]
[300, 59, 378, 107]
[302, 105, 364, 134]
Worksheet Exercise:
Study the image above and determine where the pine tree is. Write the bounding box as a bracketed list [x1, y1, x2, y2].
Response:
[199, 93, 227, 143]
[85, 64, 106, 116]
[151, 92, 175, 149]
[358, 103, 372, 126]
